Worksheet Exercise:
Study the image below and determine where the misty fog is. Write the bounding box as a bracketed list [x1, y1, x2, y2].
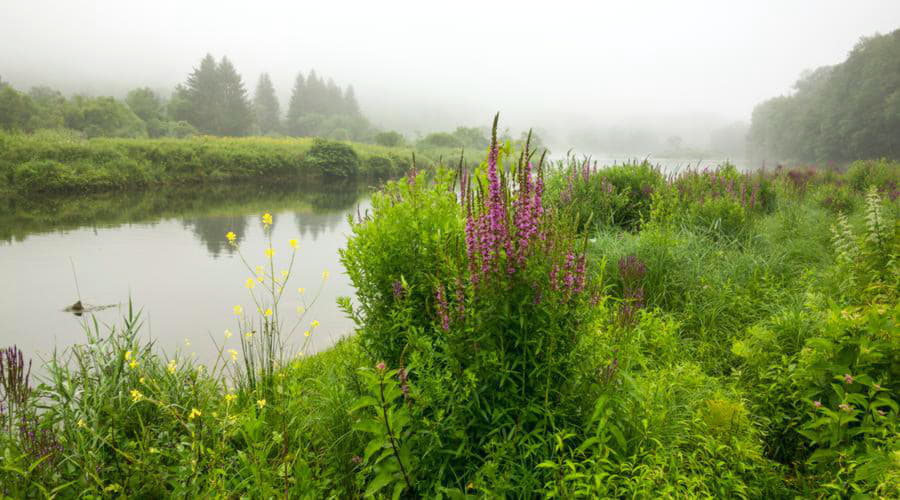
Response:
[2, 0, 899, 153]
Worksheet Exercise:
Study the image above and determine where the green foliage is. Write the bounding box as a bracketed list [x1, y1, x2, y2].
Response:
[846, 158, 900, 194]
[548, 159, 665, 231]
[0, 85, 36, 131]
[417, 132, 463, 149]
[352, 364, 416, 498]
[64, 95, 147, 138]
[252, 73, 281, 135]
[829, 188, 899, 303]
[373, 131, 405, 148]
[749, 29, 900, 162]
[304, 138, 360, 178]
[0, 132, 427, 194]
[125, 87, 164, 122]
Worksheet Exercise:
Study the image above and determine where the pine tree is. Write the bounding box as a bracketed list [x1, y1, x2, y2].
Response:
[217, 56, 253, 136]
[253, 73, 281, 134]
[182, 53, 222, 134]
[343, 85, 360, 116]
[305, 70, 326, 114]
[285, 72, 306, 136]
[326, 78, 343, 115]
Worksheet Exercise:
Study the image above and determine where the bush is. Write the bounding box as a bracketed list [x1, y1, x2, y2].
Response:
[846, 158, 899, 195]
[12, 159, 77, 192]
[417, 132, 463, 149]
[549, 160, 664, 231]
[303, 138, 360, 178]
[373, 130, 405, 147]
[363, 154, 396, 178]
[341, 127, 600, 495]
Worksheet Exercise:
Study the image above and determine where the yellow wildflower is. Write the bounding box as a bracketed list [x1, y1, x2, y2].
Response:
[289, 239, 298, 249]
[226, 231, 237, 243]
[188, 408, 202, 420]
[77, 419, 87, 428]
[265, 308, 273, 317]
[224, 393, 237, 404]
[130, 389, 143, 402]
[245, 331, 254, 339]
[262, 213, 273, 226]
[303, 330, 311, 337]
[296, 305, 305, 315]
[280, 270, 289, 278]
[234, 305, 243, 316]
[139, 377, 146, 384]
[255, 265, 264, 275]
[265, 247, 275, 258]
[228, 349, 238, 362]
[257, 399, 267, 409]
[124, 350, 132, 361]
[298, 287, 305, 294]
[128, 359, 139, 370]
[311, 320, 320, 328]
[224, 329, 233, 339]
[322, 270, 329, 280]
[167, 359, 177, 374]
[245, 278, 256, 289]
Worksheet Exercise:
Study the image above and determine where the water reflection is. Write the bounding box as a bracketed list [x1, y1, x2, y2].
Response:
[0, 179, 373, 368]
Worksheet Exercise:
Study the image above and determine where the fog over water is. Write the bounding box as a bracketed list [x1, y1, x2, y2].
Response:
[2, 0, 899, 149]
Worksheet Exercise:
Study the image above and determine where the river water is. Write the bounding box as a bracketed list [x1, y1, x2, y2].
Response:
[0, 180, 371, 368]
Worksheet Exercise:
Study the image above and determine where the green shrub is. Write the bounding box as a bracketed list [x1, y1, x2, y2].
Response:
[549, 160, 664, 231]
[373, 131, 405, 147]
[846, 158, 899, 193]
[341, 127, 600, 495]
[363, 154, 395, 178]
[12, 159, 77, 192]
[303, 138, 360, 178]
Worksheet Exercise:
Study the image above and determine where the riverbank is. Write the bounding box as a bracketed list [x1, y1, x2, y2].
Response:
[0, 130, 478, 195]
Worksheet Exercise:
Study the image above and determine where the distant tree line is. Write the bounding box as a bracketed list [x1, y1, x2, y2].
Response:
[749, 29, 900, 163]
[0, 53, 370, 141]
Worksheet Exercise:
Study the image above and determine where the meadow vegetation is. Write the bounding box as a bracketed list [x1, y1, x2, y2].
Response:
[1, 120, 898, 497]
[0, 130, 481, 195]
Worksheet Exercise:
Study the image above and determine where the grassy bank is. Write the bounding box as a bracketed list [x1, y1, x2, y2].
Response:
[0, 130, 480, 195]
[0, 131, 897, 497]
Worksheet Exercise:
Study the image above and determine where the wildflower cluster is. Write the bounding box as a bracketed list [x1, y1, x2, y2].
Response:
[223, 211, 325, 396]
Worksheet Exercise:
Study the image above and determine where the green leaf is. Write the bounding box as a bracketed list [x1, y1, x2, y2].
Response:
[350, 396, 379, 414]
[354, 419, 384, 435]
[365, 470, 396, 497]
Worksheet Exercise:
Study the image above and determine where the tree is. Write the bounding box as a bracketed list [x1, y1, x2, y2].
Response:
[253, 73, 281, 135]
[64, 96, 146, 138]
[182, 53, 223, 134]
[217, 56, 253, 136]
[28, 86, 66, 129]
[0, 85, 36, 131]
[343, 85, 360, 116]
[285, 73, 307, 136]
[749, 29, 900, 162]
[125, 87, 164, 122]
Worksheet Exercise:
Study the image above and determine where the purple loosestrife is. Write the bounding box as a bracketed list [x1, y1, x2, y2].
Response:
[0, 346, 31, 420]
[435, 284, 450, 332]
[618, 256, 647, 326]
[392, 280, 405, 301]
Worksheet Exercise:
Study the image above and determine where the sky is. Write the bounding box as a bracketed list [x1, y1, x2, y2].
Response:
[2, 0, 899, 145]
